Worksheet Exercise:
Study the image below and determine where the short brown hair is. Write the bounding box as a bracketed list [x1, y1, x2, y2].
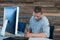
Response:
[34, 6, 42, 14]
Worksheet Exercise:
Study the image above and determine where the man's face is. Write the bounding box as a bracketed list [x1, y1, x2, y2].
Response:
[33, 12, 42, 20]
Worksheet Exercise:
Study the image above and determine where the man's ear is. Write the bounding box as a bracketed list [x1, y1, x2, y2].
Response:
[33, 12, 35, 15]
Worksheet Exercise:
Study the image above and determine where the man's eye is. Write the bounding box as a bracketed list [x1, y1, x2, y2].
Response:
[37, 16, 39, 17]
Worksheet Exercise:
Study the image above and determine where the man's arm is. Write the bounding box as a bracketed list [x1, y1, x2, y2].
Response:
[25, 24, 50, 38]
[27, 32, 46, 38]
[24, 25, 31, 37]
[24, 26, 46, 38]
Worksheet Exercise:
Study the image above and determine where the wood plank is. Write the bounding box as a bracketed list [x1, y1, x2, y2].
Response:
[19, 13, 60, 17]
[0, 3, 54, 7]
[34, 2, 54, 7]
[0, 0, 60, 2]
[43, 13, 60, 16]
[54, 38, 60, 40]
[54, 35, 60, 38]
[19, 13, 60, 18]
[55, 28, 60, 31]
[0, 0, 34, 2]
[34, 0, 60, 2]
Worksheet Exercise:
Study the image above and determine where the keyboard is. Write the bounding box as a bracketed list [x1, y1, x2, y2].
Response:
[3, 36, 28, 40]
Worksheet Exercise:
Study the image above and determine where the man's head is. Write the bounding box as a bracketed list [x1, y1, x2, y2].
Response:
[33, 6, 43, 21]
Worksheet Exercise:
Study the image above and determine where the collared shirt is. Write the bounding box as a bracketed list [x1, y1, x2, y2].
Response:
[29, 15, 50, 38]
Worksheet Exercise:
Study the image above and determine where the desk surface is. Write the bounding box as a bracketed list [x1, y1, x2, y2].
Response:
[0, 36, 52, 40]
[29, 38, 52, 40]
[0, 36, 9, 40]
[0, 36, 4, 40]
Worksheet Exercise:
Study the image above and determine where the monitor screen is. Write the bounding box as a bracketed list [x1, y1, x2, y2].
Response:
[1, 6, 19, 36]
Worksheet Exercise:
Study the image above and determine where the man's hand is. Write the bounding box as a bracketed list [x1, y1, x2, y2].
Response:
[24, 32, 32, 37]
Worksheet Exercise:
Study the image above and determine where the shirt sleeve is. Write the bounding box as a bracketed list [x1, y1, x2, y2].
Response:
[42, 17, 50, 38]
[28, 16, 33, 32]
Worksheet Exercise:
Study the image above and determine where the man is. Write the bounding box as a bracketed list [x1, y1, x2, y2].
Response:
[25, 6, 50, 38]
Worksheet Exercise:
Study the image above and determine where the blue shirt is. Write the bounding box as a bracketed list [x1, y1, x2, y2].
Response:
[29, 15, 50, 38]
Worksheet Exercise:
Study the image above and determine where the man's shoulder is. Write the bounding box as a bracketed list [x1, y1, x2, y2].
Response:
[42, 16, 48, 20]
[30, 16, 34, 22]
[30, 16, 34, 20]
[42, 15, 49, 25]
[31, 16, 34, 18]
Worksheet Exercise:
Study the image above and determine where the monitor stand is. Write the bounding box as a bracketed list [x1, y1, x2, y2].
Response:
[0, 20, 8, 37]
[0, 20, 15, 39]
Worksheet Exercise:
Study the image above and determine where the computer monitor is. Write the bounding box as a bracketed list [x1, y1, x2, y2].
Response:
[0, 6, 19, 36]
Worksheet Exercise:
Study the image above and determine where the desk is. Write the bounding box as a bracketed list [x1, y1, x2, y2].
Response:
[0, 36, 4, 40]
[0, 36, 9, 40]
[29, 38, 52, 40]
[0, 36, 52, 40]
